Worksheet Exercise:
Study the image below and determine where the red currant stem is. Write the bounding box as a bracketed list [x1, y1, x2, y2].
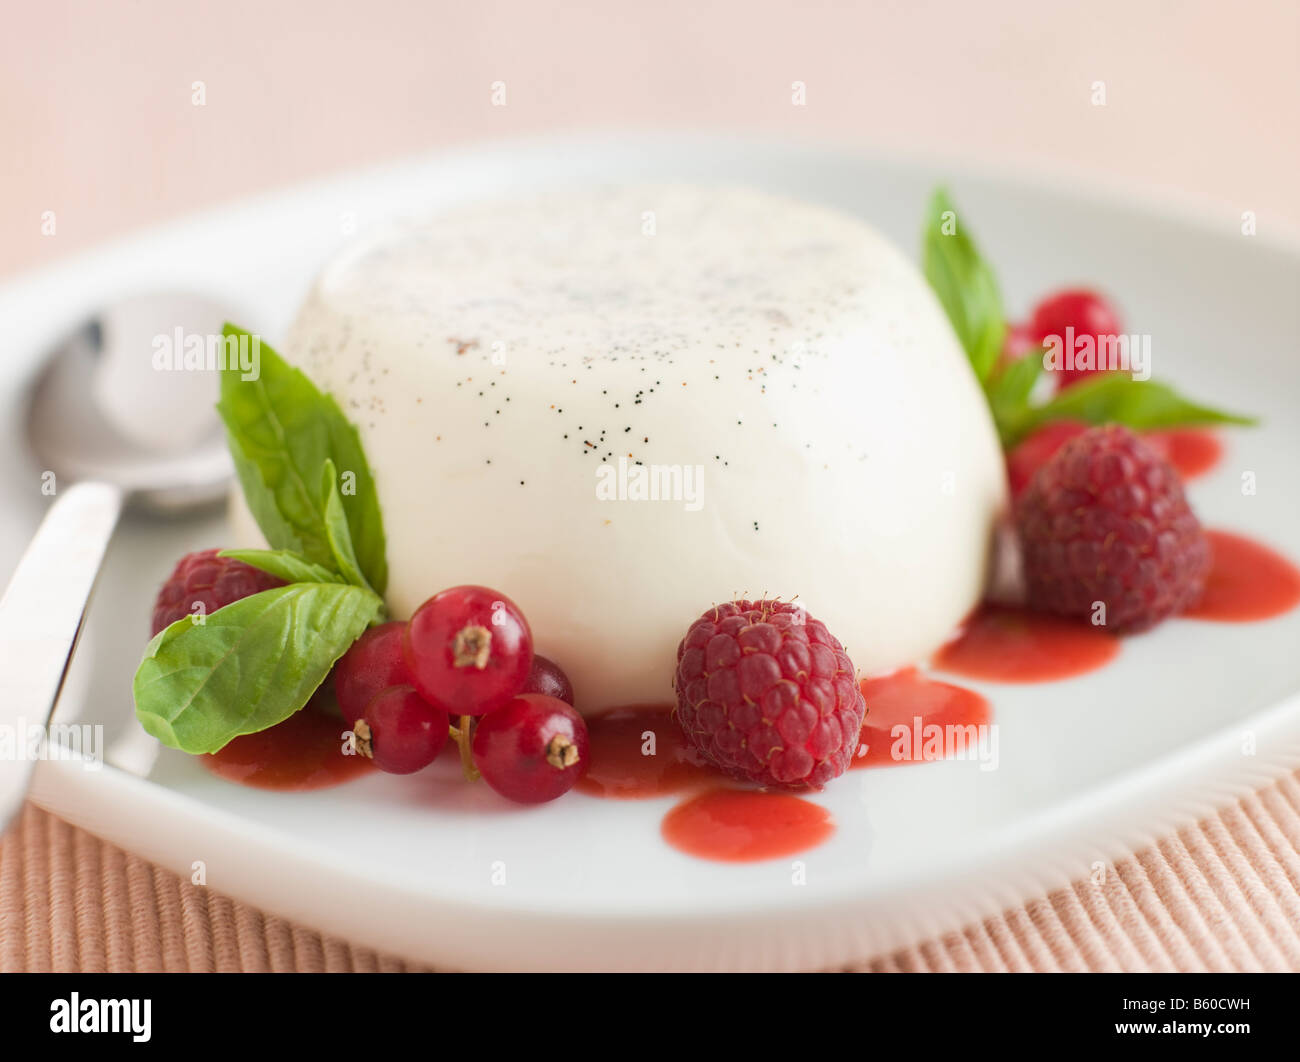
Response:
[454, 714, 480, 782]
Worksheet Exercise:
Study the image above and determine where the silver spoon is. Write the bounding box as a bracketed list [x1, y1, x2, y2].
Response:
[0, 293, 238, 832]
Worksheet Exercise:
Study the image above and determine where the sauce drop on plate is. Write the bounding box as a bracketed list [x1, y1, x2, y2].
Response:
[576, 704, 716, 799]
[852, 668, 990, 768]
[932, 604, 1120, 683]
[1185, 530, 1300, 622]
[201, 709, 372, 791]
[1144, 428, 1223, 480]
[661, 788, 834, 862]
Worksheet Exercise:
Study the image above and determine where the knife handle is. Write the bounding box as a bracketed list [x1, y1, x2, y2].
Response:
[0, 481, 123, 833]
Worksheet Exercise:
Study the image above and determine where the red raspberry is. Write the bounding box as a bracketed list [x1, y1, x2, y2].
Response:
[151, 549, 285, 635]
[1015, 424, 1211, 632]
[673, 600, 865, 790]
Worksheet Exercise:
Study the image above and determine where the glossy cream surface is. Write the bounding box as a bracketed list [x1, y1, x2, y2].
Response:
[233, 185, 1007, 709]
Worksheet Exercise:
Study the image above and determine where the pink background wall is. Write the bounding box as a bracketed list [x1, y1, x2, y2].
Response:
[4, 0, 1297, 278]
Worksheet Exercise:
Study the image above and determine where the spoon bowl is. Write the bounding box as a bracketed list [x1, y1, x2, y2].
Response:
[24, 293, 236, 512]
[1, 292, 241, 832]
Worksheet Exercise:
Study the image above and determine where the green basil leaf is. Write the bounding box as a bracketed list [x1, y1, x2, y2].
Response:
[1009, 374, 1257, 446]
[984, 350, 1045, 446]
[224, 433, 308, 562]
[922, 188, 1006, 382]
[216, 325, 388, 595]
[320, 459, 371, 592]
[986, 348, 1044, 408]
[133, 582, 382, 754]
[217, 549, 343, 585]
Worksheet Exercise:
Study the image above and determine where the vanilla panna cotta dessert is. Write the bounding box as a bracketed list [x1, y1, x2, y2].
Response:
[229, 184, 1008, 710]
[142, 181, 1264, 806]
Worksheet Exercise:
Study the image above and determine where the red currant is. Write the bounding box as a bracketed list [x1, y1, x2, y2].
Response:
[521, 653, 575, 706]
[1000, 320, 1039, 365]
[356, 685, 449, 774]
[335, 621, 410, 724]
[1028, 288, 1123, 390]
[471, 694, 588, 804]
[403, 586, 533, 716]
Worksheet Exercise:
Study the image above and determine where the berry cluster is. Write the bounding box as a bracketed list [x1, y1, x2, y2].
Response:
[335, 585, 588, 803]
[1000, 288, 1213, 633]
[151, 563, 587, 804]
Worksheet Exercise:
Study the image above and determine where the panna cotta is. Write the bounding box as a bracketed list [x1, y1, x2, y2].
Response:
[233, 184, 1007, 709]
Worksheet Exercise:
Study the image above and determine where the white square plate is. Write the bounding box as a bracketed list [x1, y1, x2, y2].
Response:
[3, 133, 1298, 970]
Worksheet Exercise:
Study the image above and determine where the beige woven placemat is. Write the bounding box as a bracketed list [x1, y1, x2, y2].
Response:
[3, 779, 1299, 971]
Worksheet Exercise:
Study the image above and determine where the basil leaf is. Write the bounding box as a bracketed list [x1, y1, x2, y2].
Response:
[986, 348, 1043, 408]
[224, 432, 308, 562]
[217, 549, 343, 585]
[984, 350, 1045, 446]
[216, 325, 388, 595]
[320, 459, 371, 593]
[134, 582, 382, 754]
[922, 188, 1006, 382]
[917, 187, 1256, 450]
[1009, 375, 1257, 446]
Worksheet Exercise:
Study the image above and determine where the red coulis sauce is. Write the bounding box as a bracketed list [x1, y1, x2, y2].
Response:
[578, 707, 836, 863]
[660, 788, 834, 862]
[201, 708, 372, 791]
[200, 521, 1299, 866]
[853, 667, 990, 768]
[1145, 428, 1223, 480]
[576, 704, 716, 799]
[932, 604, 1120, 682]
[1186, 529, 1300, 622]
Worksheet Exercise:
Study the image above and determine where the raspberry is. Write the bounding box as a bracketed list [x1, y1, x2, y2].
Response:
[673, 599, 866, 790]
[1015, 424, 1211, 632]
[151, 549, 285, 635]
